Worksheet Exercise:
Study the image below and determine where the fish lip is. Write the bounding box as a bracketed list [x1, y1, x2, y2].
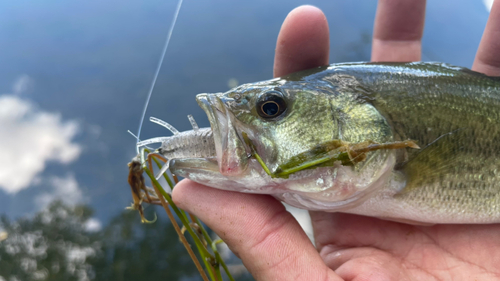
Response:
[196, 93, 227, 167]
[196, 93, 226, 117]
[196, 93, 250, 176]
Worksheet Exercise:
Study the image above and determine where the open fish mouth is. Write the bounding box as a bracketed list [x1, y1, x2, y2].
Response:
[196, 93, 249, 176]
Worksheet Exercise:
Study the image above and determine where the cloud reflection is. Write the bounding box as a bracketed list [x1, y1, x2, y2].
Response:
[0, 76, 81, 194]
[35, 174, 84, 208]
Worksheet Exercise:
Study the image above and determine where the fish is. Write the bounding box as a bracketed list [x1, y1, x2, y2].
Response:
[139, 62, 500, 224]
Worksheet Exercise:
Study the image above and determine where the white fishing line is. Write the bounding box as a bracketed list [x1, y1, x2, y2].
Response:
[135, 0, 184, 153]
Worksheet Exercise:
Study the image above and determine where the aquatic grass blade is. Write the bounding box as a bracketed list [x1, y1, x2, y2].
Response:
[134, 148, 235, 281]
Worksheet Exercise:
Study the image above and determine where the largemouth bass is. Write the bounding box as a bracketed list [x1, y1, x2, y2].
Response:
[142, 62, 500, 224]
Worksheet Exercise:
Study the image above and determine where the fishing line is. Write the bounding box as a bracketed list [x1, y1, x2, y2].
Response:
[135, 0, 184, 153]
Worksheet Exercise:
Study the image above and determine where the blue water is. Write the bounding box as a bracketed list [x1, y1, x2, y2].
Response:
[0, 0, 490, 224]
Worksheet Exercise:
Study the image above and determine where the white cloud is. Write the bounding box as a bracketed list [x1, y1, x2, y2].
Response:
[35, 174, 84, 208]
[484, 0, 494, 12]
[0, 76, 81, 193]
[84, 218, 102, 232]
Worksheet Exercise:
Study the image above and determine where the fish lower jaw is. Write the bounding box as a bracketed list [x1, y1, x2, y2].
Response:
[274, 153, 397, 211]
[172, 152, 400, 213]
[275, 164, 393, 211]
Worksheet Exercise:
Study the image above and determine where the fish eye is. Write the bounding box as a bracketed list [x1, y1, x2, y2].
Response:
[256, 90, 287, 119]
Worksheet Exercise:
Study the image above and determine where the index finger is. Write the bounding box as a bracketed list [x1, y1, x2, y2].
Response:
[371, 0, 426, 62]
[473, 0, 500, 76]
[273, 5, 330, 77]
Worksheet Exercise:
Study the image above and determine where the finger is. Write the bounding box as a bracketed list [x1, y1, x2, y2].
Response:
[274, 5, 329, 77]
[312, 212, 500, 278]
[172, 180, 341, 281]
[473, 0, 500, 76]
[310, 212, 411, 252]
[310, 212, 421, 279]
[322, 246, 411, 280]
[371, 0, 426, 62]
[310, 212, 424, 264]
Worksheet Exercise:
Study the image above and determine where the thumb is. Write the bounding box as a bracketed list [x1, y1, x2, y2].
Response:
[172, 180, 341, 281]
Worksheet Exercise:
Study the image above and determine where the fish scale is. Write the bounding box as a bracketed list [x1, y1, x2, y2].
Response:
[333, 62, 500, 221]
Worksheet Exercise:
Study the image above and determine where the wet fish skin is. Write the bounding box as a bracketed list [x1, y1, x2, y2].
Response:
[332, 62, 500, 223]
[169, 62, 500, 224]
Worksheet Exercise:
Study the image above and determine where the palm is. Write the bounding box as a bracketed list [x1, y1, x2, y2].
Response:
[312, 213, 500, 279]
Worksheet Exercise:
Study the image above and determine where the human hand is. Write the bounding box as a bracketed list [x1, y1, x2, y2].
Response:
[173, 1, 500, 280]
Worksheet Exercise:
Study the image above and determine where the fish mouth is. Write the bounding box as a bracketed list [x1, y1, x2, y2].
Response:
[196, 93, 249, 176]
